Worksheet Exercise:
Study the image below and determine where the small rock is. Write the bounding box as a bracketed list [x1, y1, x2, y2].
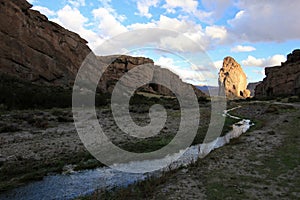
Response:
[181, 168, 188, 173]
[57, 116, 73, 123]
[267, 131, 275, 135]
[0, 157, 6, 167]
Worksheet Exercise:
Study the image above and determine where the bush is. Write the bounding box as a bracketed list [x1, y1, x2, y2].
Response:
[0, 74, 110, 110]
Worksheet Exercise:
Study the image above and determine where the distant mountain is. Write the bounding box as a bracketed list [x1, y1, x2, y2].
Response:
[247, 82, 261, 97]
[195, 86, 219, 96]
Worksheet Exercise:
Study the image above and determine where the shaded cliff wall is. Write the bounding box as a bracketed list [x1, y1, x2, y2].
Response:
[0, 0, 205, 109]
[0, 0, 91, 87]
[255, 50, 300, 97]
[97, 55, 206, 98]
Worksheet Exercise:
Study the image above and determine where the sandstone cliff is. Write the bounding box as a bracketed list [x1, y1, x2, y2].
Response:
[218, 57, 250, 99]
[0, 0, 205, 104]
[97, 55, 206, 97]
[255, 50, 300, 97]
[0, 0, 91, 87]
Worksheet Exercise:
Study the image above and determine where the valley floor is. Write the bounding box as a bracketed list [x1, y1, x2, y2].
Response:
[0, 101, 299, 200]
[87, 101, 300, 200]
[0, 102, 212, 191]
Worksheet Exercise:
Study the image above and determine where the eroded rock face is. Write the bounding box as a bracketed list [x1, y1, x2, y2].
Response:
[0, 0, 91, 87]
[0, 0, 205, 99]
[218, 57, 250, 99]
[97, 55, 206, 97]
[255, 50, 300, 97]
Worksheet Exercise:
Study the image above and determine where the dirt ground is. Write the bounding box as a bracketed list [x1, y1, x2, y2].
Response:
[142, 102, 300, 200]
[0, 104, 211, 191]
[1, 101, 299, 200]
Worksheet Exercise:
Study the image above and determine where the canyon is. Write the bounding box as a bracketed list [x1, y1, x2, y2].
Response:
[255, 50, 300, 97]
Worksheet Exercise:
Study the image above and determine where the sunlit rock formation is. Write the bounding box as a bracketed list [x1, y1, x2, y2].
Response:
[218, 56, 251, 99]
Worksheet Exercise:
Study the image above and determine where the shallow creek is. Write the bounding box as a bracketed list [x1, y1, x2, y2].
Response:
[0, 107, 252, 200]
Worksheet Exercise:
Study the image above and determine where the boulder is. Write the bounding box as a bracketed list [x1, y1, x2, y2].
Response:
[218, 57, 251, 99]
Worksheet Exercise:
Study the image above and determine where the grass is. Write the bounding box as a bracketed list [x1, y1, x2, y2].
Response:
[205, 103, 300, 199]
[0, 83, 246, 195]
[75, 105, 251, 199]
[258, 116, 300, 177]
[221, 116, 241, 135]
[0, 74, 110, 110]
[0, 150, 104, 192]
[121, 135, 175, 153]
[85, 101, 299, 199]
[206, 181, 246, 200]
[76, 169, 177, 200]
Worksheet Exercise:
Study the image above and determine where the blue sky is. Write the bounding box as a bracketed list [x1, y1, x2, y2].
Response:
[28, 0, 300, 86]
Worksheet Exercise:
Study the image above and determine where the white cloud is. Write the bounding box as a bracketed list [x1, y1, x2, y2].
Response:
[205, 25, 227, 42]
[53, 5, 88, 32]
[252, 69, 265, 75]
[136, 0, 160, 18]
[127, 15, 232, 51]
[67, 0, 85, 7]
[27, 0, 36, 4]
[32, 6, 56, 16]
[93, 7, 128, 37]
[127, 15, 209, 51]
[97, 0, 127, 22]
[162, 0, 212, 23]
[231, 45, 256, 52]
[155, 57, 206, 84]
[163, 0, 198, 13]
[228, 0, 300, 42]
[242, 54, 286, 68]
[212, 60, 223, 70]
[201, 0, 232, 21]
[51, 5, 104, 51]
[156, 15, 199, 31]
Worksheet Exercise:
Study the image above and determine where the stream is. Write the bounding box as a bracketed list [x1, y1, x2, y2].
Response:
[0, 107, 253, 200]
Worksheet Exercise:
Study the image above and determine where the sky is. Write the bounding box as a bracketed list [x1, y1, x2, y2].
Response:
[28, 0, 300, 86]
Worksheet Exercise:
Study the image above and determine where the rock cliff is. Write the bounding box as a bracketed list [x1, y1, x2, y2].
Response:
[218, 57, 250, 99]
[255, 50, 300, 97]
[0, 0, 205, 100]
[0, 0, 91, 87]
[97, 55, 206, 97]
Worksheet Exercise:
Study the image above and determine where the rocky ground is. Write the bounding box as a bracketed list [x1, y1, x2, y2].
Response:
[1, 100, 299, 199]
[89, 101, 300, 200]
[0, 100, 213, 192]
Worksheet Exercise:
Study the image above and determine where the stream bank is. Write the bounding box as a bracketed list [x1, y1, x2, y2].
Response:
[0, 105, 252, 200]
[82, 102, 300, 200]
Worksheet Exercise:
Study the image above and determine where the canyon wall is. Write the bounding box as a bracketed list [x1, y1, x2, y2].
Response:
[255, 50, 300, 97]
[0, 0, 205, 102]
[0, 0, 91, 87]
[97, 55, 206, 97]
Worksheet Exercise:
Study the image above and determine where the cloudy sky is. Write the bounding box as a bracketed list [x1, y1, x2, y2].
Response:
[28, 0, 300, 86]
